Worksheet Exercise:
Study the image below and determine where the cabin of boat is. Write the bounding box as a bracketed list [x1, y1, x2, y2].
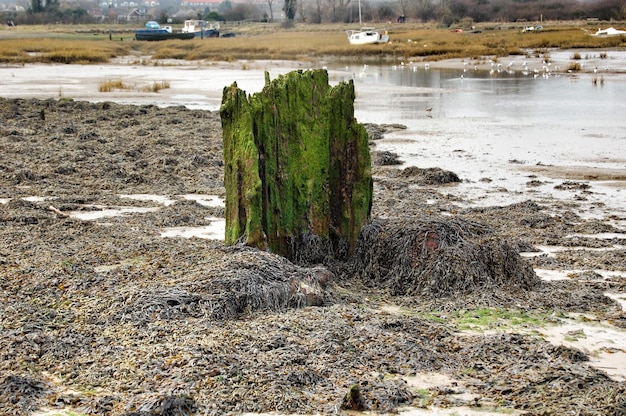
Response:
[182, 20, 220, 38]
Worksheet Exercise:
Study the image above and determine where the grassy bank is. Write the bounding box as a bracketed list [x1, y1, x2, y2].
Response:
[0, 21, 624, 64]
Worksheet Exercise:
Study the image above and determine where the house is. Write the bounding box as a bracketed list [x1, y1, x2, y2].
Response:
[180, 0, 220, 7]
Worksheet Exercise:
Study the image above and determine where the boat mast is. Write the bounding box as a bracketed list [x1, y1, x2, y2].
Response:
[358, 0, 362, 28]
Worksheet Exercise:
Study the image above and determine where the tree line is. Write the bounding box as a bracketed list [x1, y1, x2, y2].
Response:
[2, 0, 625, 26]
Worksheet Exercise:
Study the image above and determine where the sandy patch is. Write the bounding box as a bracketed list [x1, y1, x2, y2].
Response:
[521, 164, 626, 183]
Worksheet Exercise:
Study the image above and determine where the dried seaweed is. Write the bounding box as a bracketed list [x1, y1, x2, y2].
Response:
[1, 98, 624, 416]
[0, 375, 49, 414]
[112, 246, 335, 324]
[353, 217, 540, 297]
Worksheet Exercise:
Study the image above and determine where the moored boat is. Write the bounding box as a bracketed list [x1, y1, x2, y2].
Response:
[346, 28, 389, 45]
[593, 27, 626, 36]
[134, 21, 195, 41]
[182, 20, 220, 38]
[345, 0, 389, 45]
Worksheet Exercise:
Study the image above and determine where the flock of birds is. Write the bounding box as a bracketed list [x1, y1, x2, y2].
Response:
[348, 58, 609, 84]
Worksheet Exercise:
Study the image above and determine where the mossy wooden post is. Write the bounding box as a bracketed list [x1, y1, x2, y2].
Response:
[221, 69, 372, 262]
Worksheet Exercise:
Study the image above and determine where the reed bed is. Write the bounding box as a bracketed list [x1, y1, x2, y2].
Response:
[0, 38, 128, 64]
[98, 79, 170, 92]
[1, 23, 624, 65]
[143, 80, 170, 92]
[98, 79, 131, 92]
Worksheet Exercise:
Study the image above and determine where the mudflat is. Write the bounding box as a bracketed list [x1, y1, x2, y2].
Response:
[0, 93, 625, 416]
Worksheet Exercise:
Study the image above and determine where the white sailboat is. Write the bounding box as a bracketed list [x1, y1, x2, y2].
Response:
[593, 27, 626, 36]
[346, 0, 389, 45]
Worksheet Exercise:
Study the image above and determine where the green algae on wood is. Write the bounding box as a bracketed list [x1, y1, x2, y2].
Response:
[220, 69, 372, 262]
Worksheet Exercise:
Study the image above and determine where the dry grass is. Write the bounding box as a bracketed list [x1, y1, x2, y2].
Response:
[98, 79, 171, 92]
[0, 22, 624, 64]
[0, 38, 128, 64]
[98, 79, 131, 92]
[142, 80, 170, 92]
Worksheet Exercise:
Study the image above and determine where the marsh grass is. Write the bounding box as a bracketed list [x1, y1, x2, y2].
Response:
[0, 23, 624, 64]
[142, 81, 170, 92]
[0, 38, 127, 64]
[98, 79, 131, 92]
[568, 62, 582, 71]
[98, 79, 170, 93]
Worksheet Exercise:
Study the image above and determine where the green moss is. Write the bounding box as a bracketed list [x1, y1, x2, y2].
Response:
[453, 308, 553, 331]
[220, 69, 372, 260]
[220, 82, 264, 247]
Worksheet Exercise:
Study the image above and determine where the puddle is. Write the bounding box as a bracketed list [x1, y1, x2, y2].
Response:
[521, 245, 625, 259]
[566, 232, 626, 239]
[160, 217, 225, 240]
[531, 268, 626, 382]
[180, 193, 224, 207]
[68, 206, 160, 220]
[119, 193, 177, 206]
[3, 193, 228, 238]
[392, 407, 522, 415]
[119, 193, 224, 207]
[533, 268, 626, 282]
[540, 319, 626, 382]
[0, 196, 56, 204]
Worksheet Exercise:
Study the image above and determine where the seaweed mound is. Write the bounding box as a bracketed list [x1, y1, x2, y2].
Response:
[400, 166, 461, 184]
[115, 246, 336, 323]
[353, 217, 540, 297]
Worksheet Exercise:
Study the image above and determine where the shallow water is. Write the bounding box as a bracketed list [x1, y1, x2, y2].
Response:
[4, 56, 623, 217]
[334, 62, 626, 219]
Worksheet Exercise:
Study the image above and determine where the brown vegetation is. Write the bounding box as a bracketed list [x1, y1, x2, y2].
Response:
[1, 23, 625, 65]
[0, 97, 625, 415]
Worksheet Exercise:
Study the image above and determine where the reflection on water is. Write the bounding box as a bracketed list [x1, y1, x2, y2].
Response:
[333, 63, 626, 126]
[328, 63, 626, 217]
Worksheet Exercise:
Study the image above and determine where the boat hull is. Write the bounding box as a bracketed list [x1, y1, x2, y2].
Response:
[193, 29, 220, 38]
[593, 27, 626, 36]
[134, 31, 195, 41]
[182, 20, 220, 38]
[346, 29, 389, 45]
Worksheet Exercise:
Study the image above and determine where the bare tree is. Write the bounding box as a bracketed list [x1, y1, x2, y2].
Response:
[298, 0, 308, 22]
[266, 0, 275, 21]
[416, 0, 433, 22]
[398, 0, 409, 17]
[284, 0, 297, 21]
[311, 0, 323, 23]
[326, 0, 351, 22]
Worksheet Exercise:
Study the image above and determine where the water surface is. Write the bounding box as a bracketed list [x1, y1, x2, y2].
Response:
[1, 58, 625, 216]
